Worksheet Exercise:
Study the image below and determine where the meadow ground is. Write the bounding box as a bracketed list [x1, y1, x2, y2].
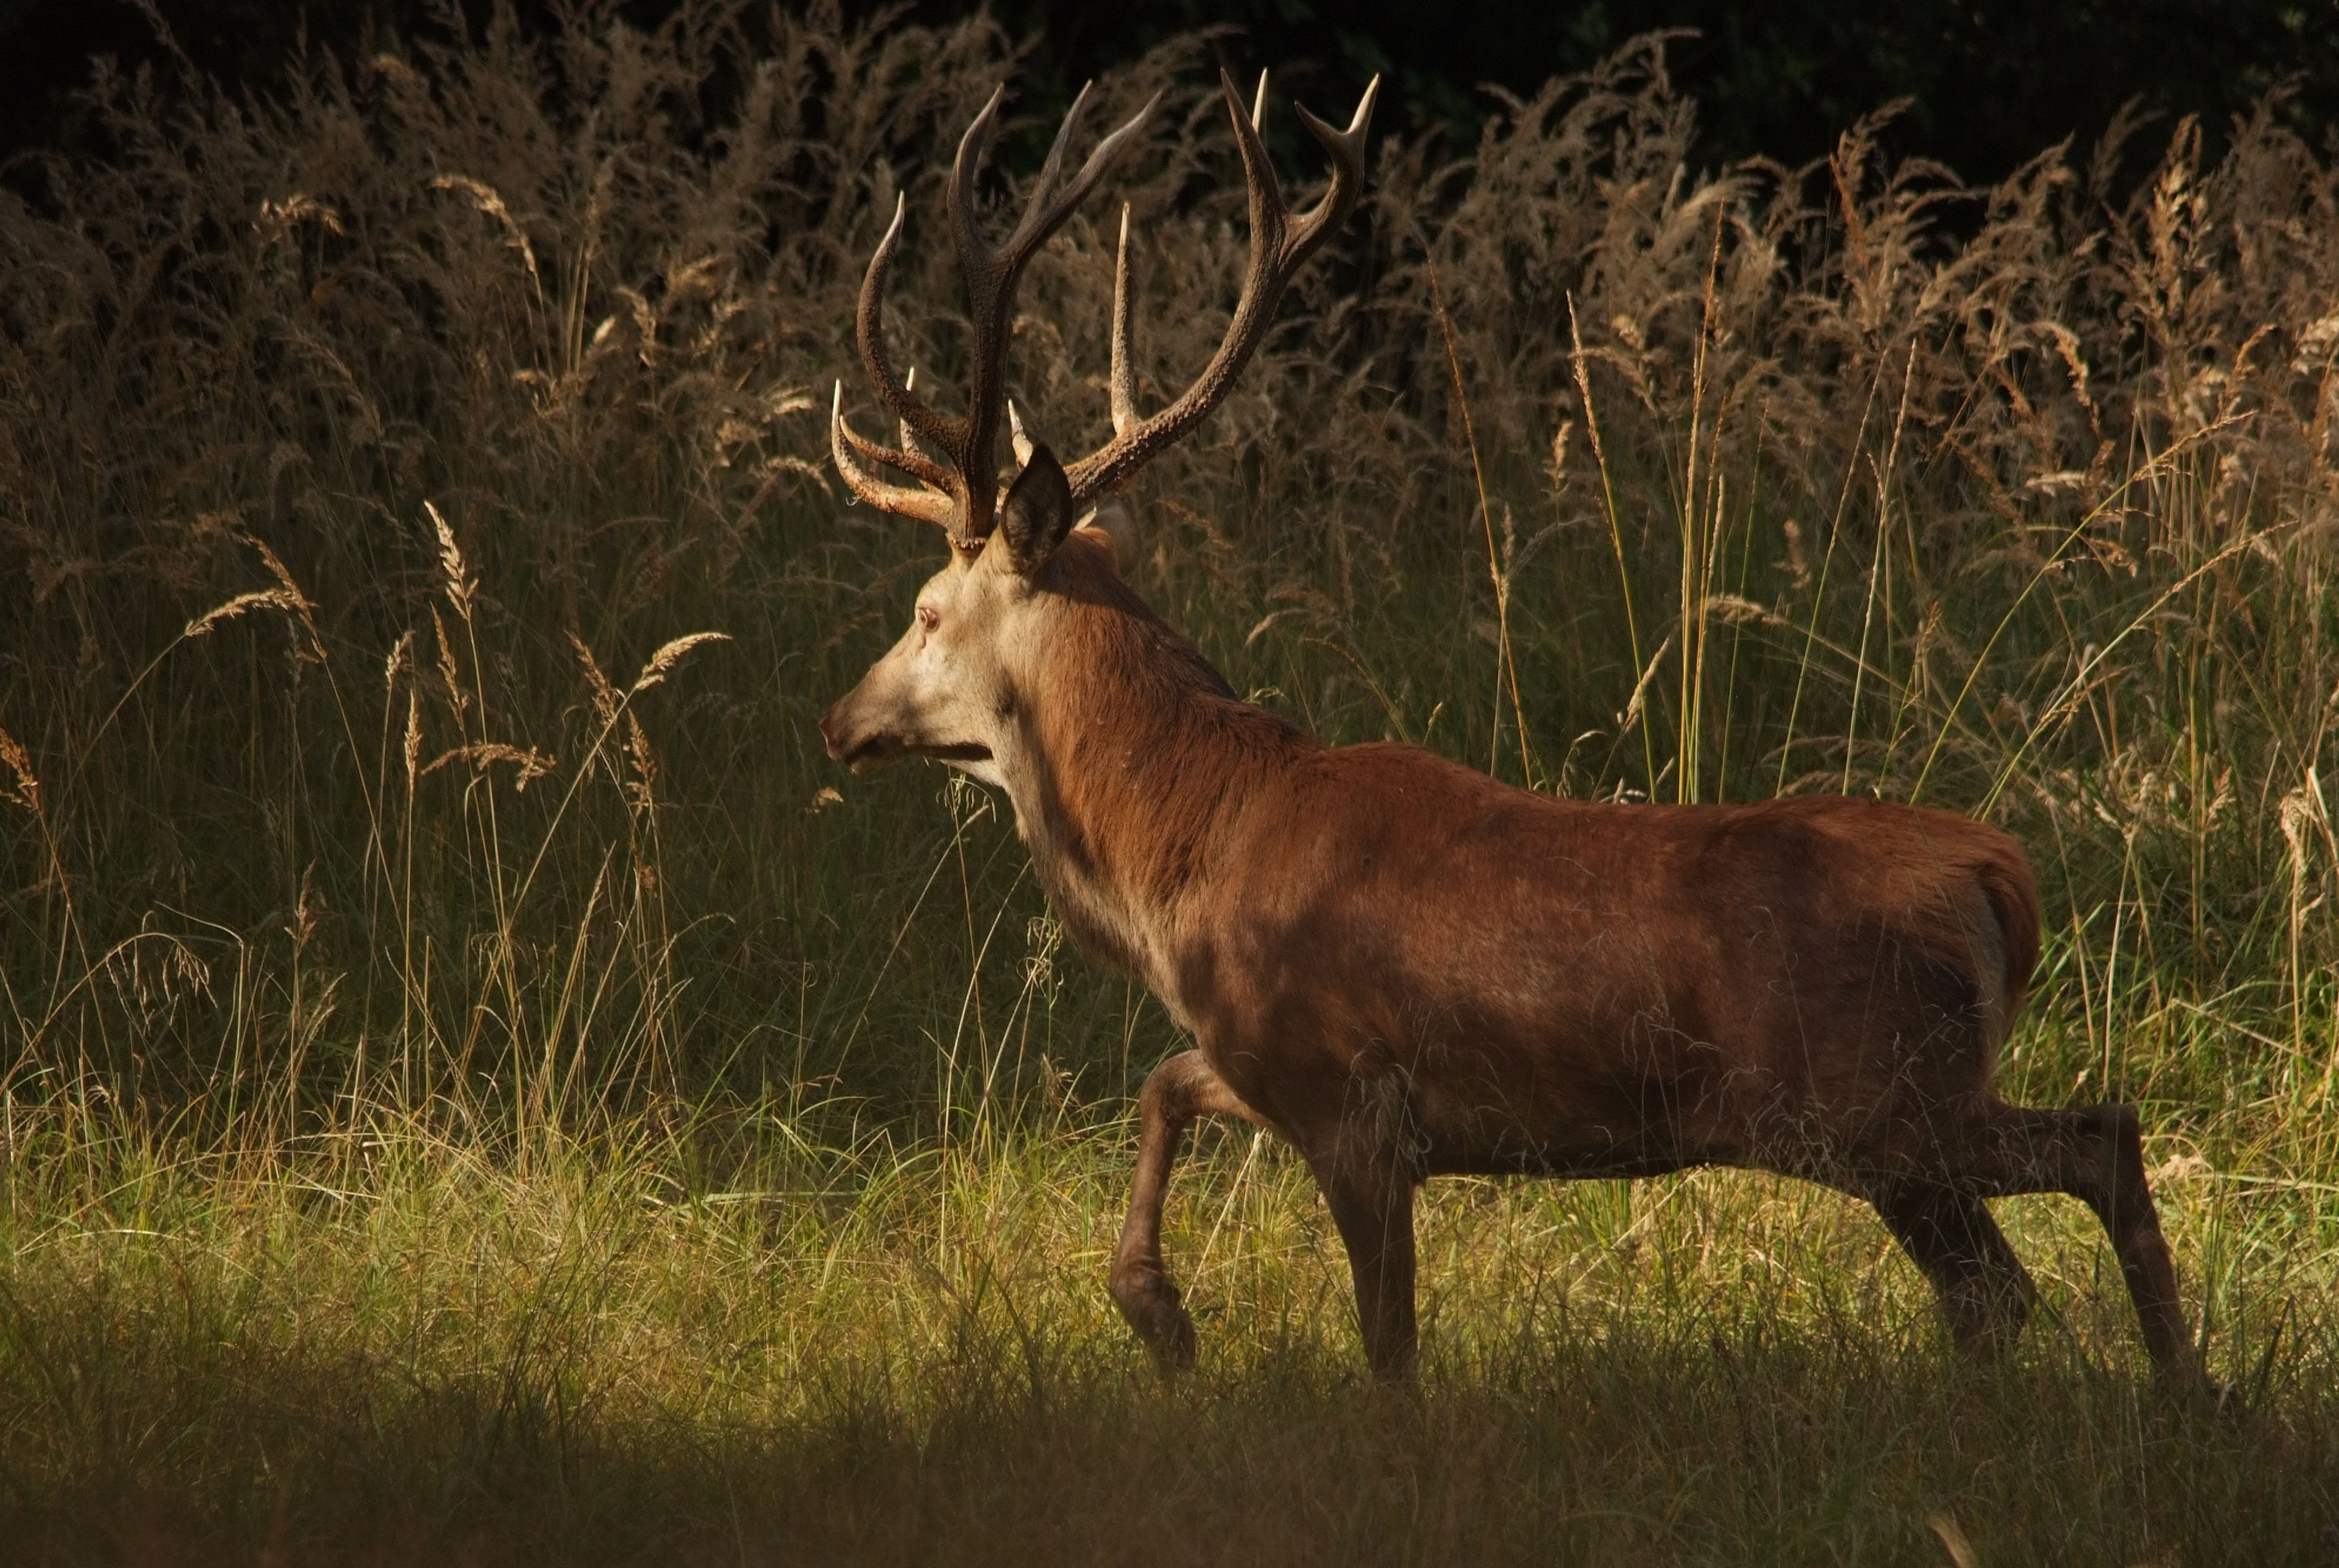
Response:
[4, 4, 2339, 1561]
[1, 1096, 2335, 1566]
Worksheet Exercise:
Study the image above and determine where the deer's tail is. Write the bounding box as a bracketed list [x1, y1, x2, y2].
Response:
[1973, 845, 2042, 1035]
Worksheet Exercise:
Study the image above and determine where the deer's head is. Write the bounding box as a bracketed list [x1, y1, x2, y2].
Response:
[819, 445, 1080, 784]
[818, 71, 1375, 785]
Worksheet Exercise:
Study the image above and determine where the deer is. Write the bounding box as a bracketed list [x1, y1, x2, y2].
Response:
[815, 72, 2205, 1393]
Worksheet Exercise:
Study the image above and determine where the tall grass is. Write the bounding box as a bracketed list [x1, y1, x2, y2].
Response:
[1, 3, 2335, 1559]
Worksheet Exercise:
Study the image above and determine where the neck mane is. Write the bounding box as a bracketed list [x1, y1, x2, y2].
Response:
[997, 533, 1317, 990]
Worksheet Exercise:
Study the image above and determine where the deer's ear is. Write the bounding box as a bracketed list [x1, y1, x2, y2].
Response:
[995, 443, 1074, 576]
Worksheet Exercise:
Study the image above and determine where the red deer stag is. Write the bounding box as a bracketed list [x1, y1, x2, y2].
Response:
[818, 74, 2204, 1391]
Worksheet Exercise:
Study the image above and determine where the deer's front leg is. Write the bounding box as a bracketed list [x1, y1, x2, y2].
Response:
[1111, 1049, 1268, 1373]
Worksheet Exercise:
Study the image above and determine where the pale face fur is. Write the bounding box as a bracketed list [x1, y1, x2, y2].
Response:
[818, 545, 1035, 794]
[818, 446, 1085, 802]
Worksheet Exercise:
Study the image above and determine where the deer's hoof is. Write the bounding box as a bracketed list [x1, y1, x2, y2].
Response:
[1111, 1266, 1197, 1374]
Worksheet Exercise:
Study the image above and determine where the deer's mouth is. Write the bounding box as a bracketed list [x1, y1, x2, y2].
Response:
[822, 707, 902, 773]
[839, 735, 901, 775]
[836, 735, 992, 776]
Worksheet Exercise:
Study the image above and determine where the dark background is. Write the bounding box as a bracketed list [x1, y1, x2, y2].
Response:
[1, 0, 2334, 185]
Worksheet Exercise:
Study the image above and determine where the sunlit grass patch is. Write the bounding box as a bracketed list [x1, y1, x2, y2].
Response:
[2, 1103, 2335, 1564]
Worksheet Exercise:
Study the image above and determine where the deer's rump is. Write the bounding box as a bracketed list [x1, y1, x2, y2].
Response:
[1201, 744, 2042, 1180]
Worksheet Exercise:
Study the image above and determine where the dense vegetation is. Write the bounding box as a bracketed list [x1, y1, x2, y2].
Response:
[2, 2, 2335, 1559]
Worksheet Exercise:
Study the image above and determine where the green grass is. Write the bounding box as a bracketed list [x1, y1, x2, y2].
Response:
[3, 1090, 2335, 1566]
[5, 3, 2339, 1560]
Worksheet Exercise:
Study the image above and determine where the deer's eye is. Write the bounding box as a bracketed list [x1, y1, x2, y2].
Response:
[917, 606, 939, 632]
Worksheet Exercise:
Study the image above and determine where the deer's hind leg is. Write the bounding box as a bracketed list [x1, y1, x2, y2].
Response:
[1871, 1181, 2037, 1362]
[1945, 1099, 2201, 1390]
[1111, 1049, 1269, 1373]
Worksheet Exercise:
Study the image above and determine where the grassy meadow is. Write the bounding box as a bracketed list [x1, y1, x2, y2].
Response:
[3, 3, 2338, 1560]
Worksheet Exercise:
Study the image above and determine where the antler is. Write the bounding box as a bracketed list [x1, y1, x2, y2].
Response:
[831, 82, 1160, 553]
[1059, 71, 1378, 509]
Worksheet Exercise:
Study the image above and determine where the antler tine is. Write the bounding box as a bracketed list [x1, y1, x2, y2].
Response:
[832, 382, 955, 526]
[1008, 399, 1035, 466]
[1001, 84, 1165, 275]
[837, 408, 956, 493]
[944, 85, 1008, 261]
[835, 361, 957, 495]
[898, 365, 920, 456]
[1001, 81, 1096, 258]
[1282, 76, 1380, 262]
[855, 194, 959, 462]
[1062, 72, 1378, 508]
[1109, 205, 1138, 437]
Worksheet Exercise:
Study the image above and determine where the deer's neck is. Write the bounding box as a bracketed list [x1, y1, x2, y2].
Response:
[992, 589, 1314, 1021]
